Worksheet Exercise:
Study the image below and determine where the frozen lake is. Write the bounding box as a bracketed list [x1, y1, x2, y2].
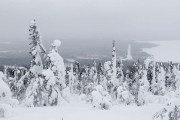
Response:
[140, 40, 180, 63]
[0, 40, 153, 66]
[1, 40, 179, 65]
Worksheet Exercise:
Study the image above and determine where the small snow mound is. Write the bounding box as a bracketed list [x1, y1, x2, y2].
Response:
[91, 85, 112, 110]
[79, 94, 87, 102]
[95, 85, 104, 93]
[62, 87, 71, 103]
[166, 98, 180, 107]
[9, 99, 19, 107]
[0, 104, 12, 118]
[52, 40, 61, 47]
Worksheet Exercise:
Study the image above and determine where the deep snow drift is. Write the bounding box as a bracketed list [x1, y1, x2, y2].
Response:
[4, 95, 163, 120]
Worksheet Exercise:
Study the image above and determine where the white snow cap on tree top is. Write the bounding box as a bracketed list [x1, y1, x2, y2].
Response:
[52, 40, 61, 47]
[31, 19, 36, 25]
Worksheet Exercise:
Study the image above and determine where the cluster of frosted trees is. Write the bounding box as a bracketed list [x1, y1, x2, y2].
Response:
[0, 20, 69, 109]
[70, 42, 180, 110]
[66, 40, 180, 111]
[0, 20, 70, 117]
[1, 20, 180, 119]
[16, 20, 69, 107]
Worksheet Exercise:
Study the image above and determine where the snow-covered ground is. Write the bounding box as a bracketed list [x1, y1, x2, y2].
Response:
[5, 95, 163, 120]
[140, 40, 180, 63]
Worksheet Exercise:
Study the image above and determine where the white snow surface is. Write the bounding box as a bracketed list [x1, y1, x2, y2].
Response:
[139, 40, 180, 63]
[4, 95, 164, 120]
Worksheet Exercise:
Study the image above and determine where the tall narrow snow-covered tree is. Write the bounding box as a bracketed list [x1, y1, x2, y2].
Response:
[128, 62, 141, 105]
[47, 40, 66, 87]
[90, 61, 98, 84]
[41, 69, 59, 106]
[97, 63, 104, 76]
[29, 19, 46, 75]
[133, 72, 140, 105]
[138, 69, 150, 106]
[104, 61, 112, 81]
[165, 62, 176, 91]
[103, 40, 118, 98]
[97, 63, 107, 90]
[68, 64, 76, 94]
[17, 20, 46, 104]
[0, 72, 14, 118]
[72, 62, 80, 94]
[47, 40, 71, 103]
[125, 69, 132, 88]
[147, 61, 154, 92]
[73, 61, 80, 75]
[151, 63, 165, 95]
[117, 59, 124, 85]
[111, 40, 117, 86]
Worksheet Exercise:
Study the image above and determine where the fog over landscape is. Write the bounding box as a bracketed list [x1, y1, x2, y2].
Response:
[0, 0, 180, 65]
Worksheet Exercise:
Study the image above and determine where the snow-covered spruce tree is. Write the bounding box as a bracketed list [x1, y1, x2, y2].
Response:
[165, 62, 176, 92]
[23, 40, 69, 107]
[111, 40, 118, 88]
[133, 71, 141, 105]
[70, 62, 79, 94]
[19, 20, 46, 106]
[104, 40, 118, 100]
[79, 66, 88, 94]
[104, 61, 112, 82]
[90, 61, 98, 85]
[73, 61, 80, 75]
[116, 60, 134, 105]
[91, 85, 112, 110]
[97, 62, 103, 83]
[174, 65, 180, 91]
[128, 62, 142, 105]
[104, 61, 114, 98]
[80, 65, 95, 96]
[67, 64, 76, 94]
[0, 72, 18, 118]
[138, 69, 151, 106]
[41, 69, 58, 106]
[83, 62, 98, 95]
[144, 57, 155, 92]
[29, 19, 46, 74]
[152, 63, 166, 95]
[46, 40, 70, 103]
[97, 62, 104, 76]
[125, 69, 133, 90]
[97, 63, 107, 91]
[47, 40, 65, 84]
[147, 61, 154, 92]
[117, 81, 134, 105]
[117, 60, 124, 85]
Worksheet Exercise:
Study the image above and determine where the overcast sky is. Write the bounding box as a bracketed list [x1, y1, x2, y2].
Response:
[0, 0, 180, 65]
[0, 0, 180, 44]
